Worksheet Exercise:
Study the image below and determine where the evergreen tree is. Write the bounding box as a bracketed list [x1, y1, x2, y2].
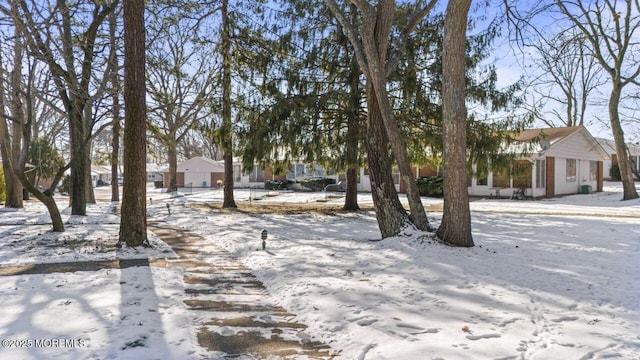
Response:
[239, 2, 366, 211]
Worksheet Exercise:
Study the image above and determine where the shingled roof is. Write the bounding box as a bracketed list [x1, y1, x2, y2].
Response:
[512, 126, 582, 142]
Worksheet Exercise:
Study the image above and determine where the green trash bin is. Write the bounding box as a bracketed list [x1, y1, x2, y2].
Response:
[580, 185, 592, 194]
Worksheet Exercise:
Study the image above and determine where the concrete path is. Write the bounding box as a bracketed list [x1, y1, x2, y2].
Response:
[149, 222, 334, 359]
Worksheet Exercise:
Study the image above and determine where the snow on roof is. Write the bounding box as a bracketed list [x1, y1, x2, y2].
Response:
[146, 163, 166, 172]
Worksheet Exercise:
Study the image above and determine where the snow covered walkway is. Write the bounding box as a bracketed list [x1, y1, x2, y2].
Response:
[148, 221, 334, 359]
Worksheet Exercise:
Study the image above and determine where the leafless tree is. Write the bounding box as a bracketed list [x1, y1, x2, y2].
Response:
[146, 3, 216, 192]
[554, 0, 639, 200]
[531, 30, 604, 127]
[505, 0, 639, 200]
[4, 0, 120, 214]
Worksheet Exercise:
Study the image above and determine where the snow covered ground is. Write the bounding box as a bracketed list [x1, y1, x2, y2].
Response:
[0, 182, 638, 359]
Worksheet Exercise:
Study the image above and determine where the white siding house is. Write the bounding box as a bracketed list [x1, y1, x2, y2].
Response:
[596, 138, 640, 180]
[164, 157, 271, 189]
[162, 157, 225, 188]
[468, 126, 609, 198]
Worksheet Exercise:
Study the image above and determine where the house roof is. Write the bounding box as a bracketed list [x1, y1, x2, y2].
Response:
[513, 126, 582, 143]
[91, 165, 112, 174]
[510, 126, 609, 160]
[596, 138, 640, 156]
[146, 163, 166, 172]
[161, 156, 225, 173]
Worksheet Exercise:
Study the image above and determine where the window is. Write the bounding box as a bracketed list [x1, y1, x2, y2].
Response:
[589, 161, 598, 181]
[492, 168, 510, 188]
[476, 175, 488, 186]
[535, 159, 546, 188]
[233, 165, 241, 183]
[512, 160, 532, 188]
[248, 166, 265, 182]
[566, 159, 576, 182]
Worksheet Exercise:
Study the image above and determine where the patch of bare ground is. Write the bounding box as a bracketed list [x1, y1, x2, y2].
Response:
[192, 202, 377, 215]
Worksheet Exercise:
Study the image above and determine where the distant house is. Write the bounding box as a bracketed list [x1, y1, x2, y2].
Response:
[146, 163, 165, 183]
[91, 165, 112, 187]
[596, 138, 640, 180]
[467, 126, 609, 198]
[163, 156, 288, 189]
[162, 157, 225, 188]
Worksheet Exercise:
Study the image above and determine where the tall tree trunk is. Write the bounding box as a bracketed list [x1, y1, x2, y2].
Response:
[167, 137, 178, 191]
[366, 80, 408, 238]
[359, 0, 428, 231]
[221, 0, 236, 208]
[109, 10, 120, 203]
[0, 51, 23, 208]
[326, 0, 437, 236]
[437, 0, 473, 247]
[609, 84, 639, 200]
[368, 73, 428, 230]
[69, 99, 87, 215]
[6, 26, 25, 207]
[111, 113, 120, 202]
[84, 104, 95, 204]
[119, 0, 148, 247]
[343, 52, 360, 211]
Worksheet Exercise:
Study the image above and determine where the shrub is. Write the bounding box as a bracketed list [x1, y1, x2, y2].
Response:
[416, 176, 444, 197]
[610, 163, 621, 181]
[299, 177, 335, 191]
[264, 179, 294, 190]
[59, 175, 71, 195]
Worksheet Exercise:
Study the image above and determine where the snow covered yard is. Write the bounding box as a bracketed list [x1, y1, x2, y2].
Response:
[0, 182, 639, 359]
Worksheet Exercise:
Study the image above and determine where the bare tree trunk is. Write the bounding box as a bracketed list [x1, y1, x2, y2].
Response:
[167, 138, 178, 191]
[109, 10, 121, 203]
[326, 0, 433, 234]
[16, 170, 65, 232]
[343, 53, 360, 211]
[609, 85, 639, 200]
[111, 113, 120, 202]
[0, 30, 64, 231]
[550, 0, 639, 200]
[368, 72, 428, 230]
[437, 0, 474, 247]
[0, 49, 23, 208]
[221, 0, 236, 208]
[13, 0, 118, 215]
[84, 105, 95, 204]
[366, 80, 408, 237]
[119, 0, 148, 247]
[69, 101, 88, 215]
[360, 1, 428, 231]
[7, 20, 25, 206]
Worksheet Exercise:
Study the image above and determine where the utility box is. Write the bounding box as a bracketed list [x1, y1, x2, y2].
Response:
[580, 185, 592, 194]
